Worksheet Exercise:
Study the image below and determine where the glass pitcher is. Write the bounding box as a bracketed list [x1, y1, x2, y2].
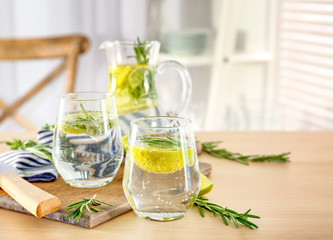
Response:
[99, 40, 192, 120]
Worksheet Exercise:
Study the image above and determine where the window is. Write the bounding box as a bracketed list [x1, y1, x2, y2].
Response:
[278, 0, 333, 129]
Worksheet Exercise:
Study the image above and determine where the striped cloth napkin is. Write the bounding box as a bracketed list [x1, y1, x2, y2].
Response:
[118, 106, 163, 135]
[0, 129, 57, 182]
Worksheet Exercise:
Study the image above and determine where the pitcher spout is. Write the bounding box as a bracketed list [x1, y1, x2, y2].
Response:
[99, 41, 114, 51]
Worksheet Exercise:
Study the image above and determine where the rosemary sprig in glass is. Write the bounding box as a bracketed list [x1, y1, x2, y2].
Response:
[129, 37, 152, 65]
[65, 194, 113, 222]
[2, 139, 53, 164]
[195, 197, 260, 229]
[139, 136, 181, 148]
[202, 141, 290, 165]
[79, 103, 95, 121]
[63, 103, 114, 138]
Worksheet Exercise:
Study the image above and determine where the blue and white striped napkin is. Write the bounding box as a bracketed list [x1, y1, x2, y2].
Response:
[0, 129, 57, 182]
[118, 106, 164, 135]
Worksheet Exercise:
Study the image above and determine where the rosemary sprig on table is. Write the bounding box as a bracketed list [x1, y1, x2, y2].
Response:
[195, 197, 260, 229]
[65, 194, 113, 222]
[2, 139, 53, 164]
[202, 141, 290, 165]
[129, 37, 152, 65]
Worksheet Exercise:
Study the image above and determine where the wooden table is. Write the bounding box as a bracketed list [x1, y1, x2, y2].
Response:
[0, 131, 332, 240]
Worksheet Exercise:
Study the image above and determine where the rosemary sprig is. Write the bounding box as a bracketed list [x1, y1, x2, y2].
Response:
[202, 141, 290, 165]
[129, 37, 152, 65]
[79, 103, 95, 121]
[2, 139, 53, 164]
[42, 123, 55, 132]
[195, 197, 260, 229]
[139, 136, 181, 148]
[65, 194, 113, 222]
[64, 103, 114, 138]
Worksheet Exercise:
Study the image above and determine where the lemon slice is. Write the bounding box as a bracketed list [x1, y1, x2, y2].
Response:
[61, 112, 115, 136]
[109, 65, 131, 87]
[199, 174, 214, 196]
[130, 145, 194, 174]
[61, 121, 85, 135]
[128, 65, 152, 89]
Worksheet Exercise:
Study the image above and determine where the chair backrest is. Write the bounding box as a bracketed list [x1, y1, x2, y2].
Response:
[0, 35, 90, 131]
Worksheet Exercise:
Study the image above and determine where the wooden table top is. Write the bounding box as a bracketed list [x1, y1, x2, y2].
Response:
[0, 131, 332, 240]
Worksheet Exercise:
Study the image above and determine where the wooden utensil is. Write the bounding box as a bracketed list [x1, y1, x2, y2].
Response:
[0, 162, 61, 218]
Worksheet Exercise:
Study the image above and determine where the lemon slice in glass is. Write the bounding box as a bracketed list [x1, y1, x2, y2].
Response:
[61, 112, 114, 136]
[131, 145, 194, 174]
[61, 112, 92, 135]
[199, 173, 214, 196]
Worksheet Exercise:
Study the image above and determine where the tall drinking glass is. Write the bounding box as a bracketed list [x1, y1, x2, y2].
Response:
[52, 92, 123, 188]
[123, 117, 200, 221]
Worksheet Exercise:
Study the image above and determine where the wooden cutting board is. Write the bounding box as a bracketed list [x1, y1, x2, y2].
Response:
[0, 162, 212, 229]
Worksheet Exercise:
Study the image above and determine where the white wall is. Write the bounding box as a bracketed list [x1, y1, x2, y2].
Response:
[0, 0, 275, 131]
[0, 0, 149, 131]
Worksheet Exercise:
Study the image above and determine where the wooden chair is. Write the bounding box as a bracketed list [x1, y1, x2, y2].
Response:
[0, 35, 90, 131]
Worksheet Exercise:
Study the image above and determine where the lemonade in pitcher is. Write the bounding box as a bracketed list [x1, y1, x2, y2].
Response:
[100, 38, 192, 122]
[108, 64, 157, 115]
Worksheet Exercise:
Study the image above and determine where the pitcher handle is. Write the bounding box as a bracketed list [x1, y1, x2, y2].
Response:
[156, 60, 192, 116]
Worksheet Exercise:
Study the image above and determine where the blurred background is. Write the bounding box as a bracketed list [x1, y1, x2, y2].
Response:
[0, 0, 332, 131]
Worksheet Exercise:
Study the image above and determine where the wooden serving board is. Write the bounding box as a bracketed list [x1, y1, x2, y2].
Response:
[0, 162, 212, 229]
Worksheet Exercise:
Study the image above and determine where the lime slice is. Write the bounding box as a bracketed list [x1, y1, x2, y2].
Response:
[130, 145, 194, 174]
[199, 173, 214, 196]
[128, 65, 152, 89]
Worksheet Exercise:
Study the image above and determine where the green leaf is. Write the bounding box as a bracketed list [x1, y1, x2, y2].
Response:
[80, 103, 94, 121]
[42, 123, 55, 131]
[91, 207, 104, 212]
[2, 139, 54, 164]
[198, 206, 205, 217]
[95, 199, 113, 207]
[66, 208, 79, 219]
[219, 212, 229, 225]
[27, 147, 53, 164]
[229, 215, 239, 228]
[76, 210, 84, 222]
[133, 37, 151, 65]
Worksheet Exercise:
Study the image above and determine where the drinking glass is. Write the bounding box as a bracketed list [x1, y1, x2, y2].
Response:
[52, 92, 123, 188]
[123, 116, 200, 221]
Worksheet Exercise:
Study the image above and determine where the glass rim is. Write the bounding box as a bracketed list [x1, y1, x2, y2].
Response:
[60, 92, 115, 102]
[130, 116, 192, 129]
[110, 40, 160, 47]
